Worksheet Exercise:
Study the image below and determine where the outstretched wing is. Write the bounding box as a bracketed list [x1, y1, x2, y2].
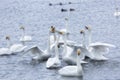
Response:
[25, 45, 44, 54]
[89, 42, 115, 53]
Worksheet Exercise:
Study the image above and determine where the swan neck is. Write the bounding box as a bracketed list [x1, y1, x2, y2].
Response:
[55, 35, 60, 58]
[22, 30, 25, 37]
[77, 55, 81, 72]
[48, 31, 51, 54]
[65, 19, 68, 32]
[88, 30, 92, 45]
[63, 34, 67, 56]
[53, 33, 56, 42]
[82, 34, 86, 48]
[6, 40, 11, 48]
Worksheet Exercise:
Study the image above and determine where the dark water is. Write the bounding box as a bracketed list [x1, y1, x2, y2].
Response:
[0, 0, 120, 80]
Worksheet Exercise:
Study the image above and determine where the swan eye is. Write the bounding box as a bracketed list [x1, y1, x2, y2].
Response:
[77, 49, 81, 55]
[20, 26, 25, 30]
[6, 36, 10, 40]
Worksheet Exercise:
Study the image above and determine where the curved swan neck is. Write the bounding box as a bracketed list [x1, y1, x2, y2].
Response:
[55, 34, 60, 58]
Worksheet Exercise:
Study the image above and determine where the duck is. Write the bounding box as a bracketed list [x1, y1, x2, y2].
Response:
[58, 49, 83, 77]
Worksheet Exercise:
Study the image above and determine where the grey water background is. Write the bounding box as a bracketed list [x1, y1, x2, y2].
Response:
[0, 0, 120, 80]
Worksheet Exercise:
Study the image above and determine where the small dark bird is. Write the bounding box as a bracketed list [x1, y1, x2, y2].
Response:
[70, 8, 75, 11]
[49, 3, 52, 6]
[61, 8, 67, 12]
[59, 2, 63, 6]
[68, 2, 72, 4]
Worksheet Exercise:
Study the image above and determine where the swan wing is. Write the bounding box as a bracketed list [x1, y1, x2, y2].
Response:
[25, 45, 44, 54]
[46, 58, 55, 68]
[10, 44, 27, 53]
[0, 48, 12, 55]
[89, 42, 116, 48]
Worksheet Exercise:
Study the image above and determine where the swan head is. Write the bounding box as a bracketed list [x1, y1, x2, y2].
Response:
[80, 30, 85, 35]
[85, 26, 91, 31]
[77, 49, 81, 55]
[50, 26, 55, 33]
[6, 35, 10, 40]
[20, 26, 25, 30]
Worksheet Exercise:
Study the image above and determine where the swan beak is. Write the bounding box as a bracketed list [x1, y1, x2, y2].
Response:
[77, 49, 81, 55]
[85, 26, 91, 31]
[50, 26, 55, 33]
[80, 30, 85, 34]
[20, 26, 25, 30]
[6, 35, 10, 40]
[59, 31, 65, 35]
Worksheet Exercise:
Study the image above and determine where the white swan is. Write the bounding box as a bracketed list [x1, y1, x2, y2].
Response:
[7, 36, 27, 53]
[61, 30, 89, 65]
[46, 29, 61, 68]
[114, 8, 120, 17]
[22, 26, 57, 61]
[59, 18, 70, 40]
[19, 26, 32, 45]
[0, 36, 12, 56]
[58, 49, 83, 77]
[85, 26, 116, 60]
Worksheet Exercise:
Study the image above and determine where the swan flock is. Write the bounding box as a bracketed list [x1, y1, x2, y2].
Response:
[0, 25, 115, 77]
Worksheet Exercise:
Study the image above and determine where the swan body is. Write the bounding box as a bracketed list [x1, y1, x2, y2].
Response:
[20, 35, 32, 42]
[59, 49, 83, 77]
[114, 11, 120, 16]
[46, 57, 61, 68]
[10, 44, 27, 53]
[46, 32, 61, 68]
[0, 48, 12, 55]
[25, 45, 51, 61]
[59, 66, 82, 77]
